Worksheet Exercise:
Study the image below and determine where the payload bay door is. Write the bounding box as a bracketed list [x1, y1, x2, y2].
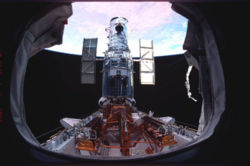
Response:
[139, 40, 155, 85]
[81, 38, 97, 84]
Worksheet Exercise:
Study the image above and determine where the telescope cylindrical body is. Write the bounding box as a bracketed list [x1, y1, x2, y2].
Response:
[102, 17, 134, 99]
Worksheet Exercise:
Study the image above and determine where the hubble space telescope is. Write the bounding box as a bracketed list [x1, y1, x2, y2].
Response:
[42, 17, 199, 157]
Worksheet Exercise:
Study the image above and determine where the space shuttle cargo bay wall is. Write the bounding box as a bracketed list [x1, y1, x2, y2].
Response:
[0, 1, 229, 163]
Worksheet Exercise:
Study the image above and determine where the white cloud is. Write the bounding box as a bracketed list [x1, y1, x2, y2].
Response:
[154, 30, 186, 56]
[47, 2, 187, 57]
[182, 21, 187, 28]
[127, 39, 139, 57]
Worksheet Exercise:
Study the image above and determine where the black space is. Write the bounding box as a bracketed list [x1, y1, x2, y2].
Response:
[24, 50, 201, 138]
